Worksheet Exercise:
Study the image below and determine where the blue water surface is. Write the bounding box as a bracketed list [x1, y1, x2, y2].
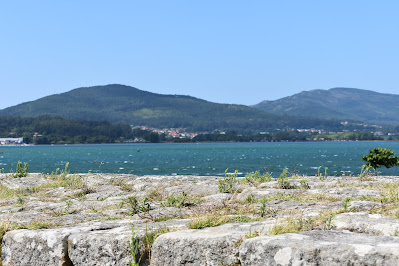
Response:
[1, 142, 399, 176]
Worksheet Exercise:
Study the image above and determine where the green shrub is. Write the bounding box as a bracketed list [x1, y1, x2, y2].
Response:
[218, 169, 238, 193]
[13, 161, 28, 178]
[277, 169, 296, 189]
[362, 148, 399, 175]
[121, 196, 152, 215]
[162, 191, 200, 208]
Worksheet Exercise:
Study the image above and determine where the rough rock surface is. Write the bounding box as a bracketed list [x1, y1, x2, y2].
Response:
[68, 219, 190, 266]
[237, 188, 299, 201]
[151, 221, 274, 266]
[331, 212, 399, 236]
[1, 173, 399, 265]
[1, 220, 134, 266]
[307, 187, 383, 199]
[239, 230, 399, 266]
[347, 200, 381, 211]
[0, 174, 52, 189]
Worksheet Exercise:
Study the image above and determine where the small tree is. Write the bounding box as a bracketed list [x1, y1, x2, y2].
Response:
[362, 148, 399, 175]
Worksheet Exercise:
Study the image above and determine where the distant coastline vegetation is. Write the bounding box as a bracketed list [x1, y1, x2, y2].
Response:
[0, 116, 396, 145]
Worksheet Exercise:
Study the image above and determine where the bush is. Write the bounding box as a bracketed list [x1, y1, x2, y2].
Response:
[162, 191, 200, 208]
[121, 196, 152, 215]
[362, 148, 399, 175]
[218, 169, 238, 193]
[13, 161, 28, 178]
[277, 169, 297, 189]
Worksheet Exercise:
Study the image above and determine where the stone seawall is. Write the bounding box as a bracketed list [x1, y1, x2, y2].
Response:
[1, 173, 399, 265]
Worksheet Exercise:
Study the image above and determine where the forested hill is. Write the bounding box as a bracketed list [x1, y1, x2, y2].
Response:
[253, 87, 399, 125]
[0, 116, 141, 144]
[0, 84, 346, 133]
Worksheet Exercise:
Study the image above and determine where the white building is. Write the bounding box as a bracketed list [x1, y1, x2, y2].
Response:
[0, 138, 24, 145]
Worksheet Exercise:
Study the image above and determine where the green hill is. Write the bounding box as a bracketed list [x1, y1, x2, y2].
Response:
[0, 84, 345, 133]
[0, 116, 139, 144]
[253, 87, 399, 125]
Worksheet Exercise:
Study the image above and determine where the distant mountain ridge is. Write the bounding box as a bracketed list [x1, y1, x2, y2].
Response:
[253, 87, 399, 125]
[0, 84, 345, 133]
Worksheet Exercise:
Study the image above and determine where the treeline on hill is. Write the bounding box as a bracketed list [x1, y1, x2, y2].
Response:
[185, 131, 386, 142]
[0, 116, 394, 145]
[313, 132, 384, 141]
[190, 131, 306, 142]
[0, 116, 155, 144]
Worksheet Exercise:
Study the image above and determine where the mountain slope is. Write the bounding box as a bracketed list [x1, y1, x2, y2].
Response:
[253, 87, 399, 125]
[0, 84, 344, 132]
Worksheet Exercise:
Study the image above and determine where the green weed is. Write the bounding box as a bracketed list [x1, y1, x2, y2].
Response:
[163, 191, 187, 208]
[317, 166, 328, 180]
[16, 195, 25, 206]
[343, 197, 351, 210]
[218, 169, 238, 193]
[141, 225, 172, 261]
[277, 169, 297, 189]
[146, 189, 164, 201]
[189, 213, 231, 229]
[128, 225, 141, 266]
[230, 215, 259, 223]
[13, 161, 28, 178]
[121, 196, 152, 215]
[128, 224, 173, 265]
[359, 164, 372, 180]
[244, 194, 257, 204]
[300, 180, 310, 190]
[242, 171, 272, 186]
[269, 210, 344, 235]
[0, 220, 11, 265]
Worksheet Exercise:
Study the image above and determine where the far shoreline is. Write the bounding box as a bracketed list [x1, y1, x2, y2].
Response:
[2, 139, 399, 147]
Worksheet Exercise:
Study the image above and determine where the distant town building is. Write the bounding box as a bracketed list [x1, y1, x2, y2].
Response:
[0, 138, 23, 145]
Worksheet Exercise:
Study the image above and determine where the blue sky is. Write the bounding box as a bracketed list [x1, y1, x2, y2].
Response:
[1, 1, 398, 109]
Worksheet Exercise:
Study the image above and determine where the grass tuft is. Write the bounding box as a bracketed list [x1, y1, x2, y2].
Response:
[242, 171, 272, 186]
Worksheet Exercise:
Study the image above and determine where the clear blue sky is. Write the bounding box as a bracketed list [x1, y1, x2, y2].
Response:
[1, 1, 398, 109]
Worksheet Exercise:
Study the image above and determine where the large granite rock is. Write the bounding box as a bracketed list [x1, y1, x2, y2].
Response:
[151, 221, 274, 266]
[1, 220, 135, 266]
[0, 211, 48, 225]
[0, 174, 53, 189]
[237, 188, 299, 201]
[239, 230, 399, 265]
[164, 183, 219, 197]
[307, 187, 382, 199]
[67, 219, 190, 266]
[346, 200, 381, 211]
[331, 212, 399, 236]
